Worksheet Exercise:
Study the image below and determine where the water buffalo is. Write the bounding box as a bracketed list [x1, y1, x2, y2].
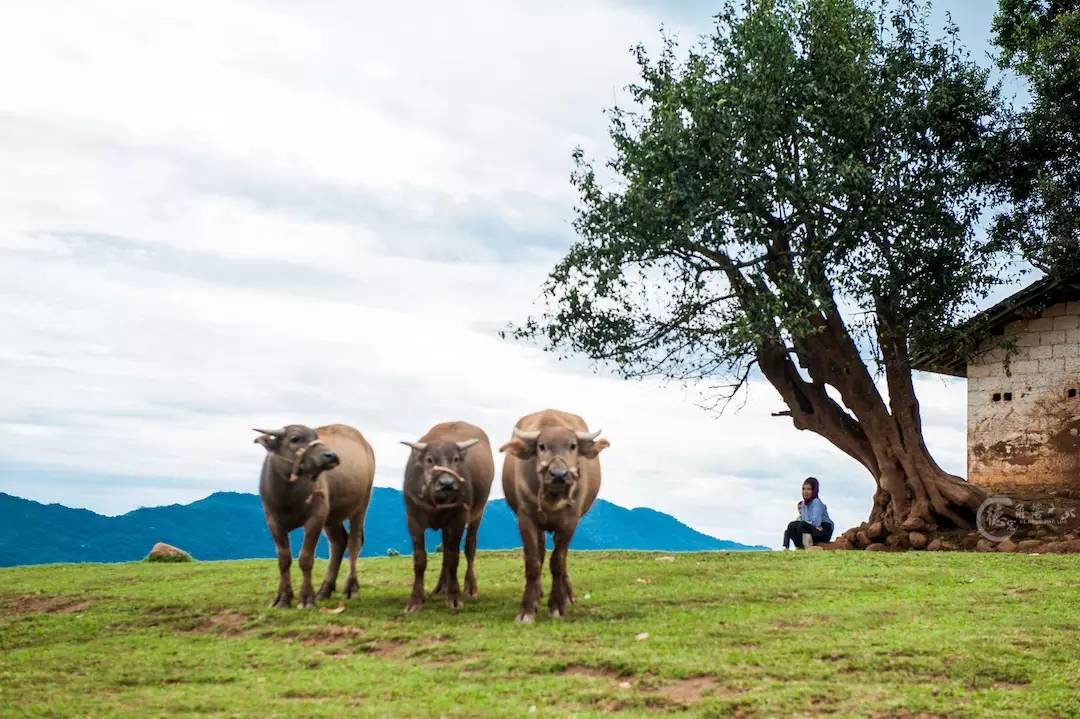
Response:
[500, 409, 609, 622]
[254, 424, 375, 609]
[400, 421, 494, 614]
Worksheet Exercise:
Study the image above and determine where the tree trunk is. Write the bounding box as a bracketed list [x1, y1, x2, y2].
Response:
[711, 241, 988, 539]
[755, 303, 987, 537]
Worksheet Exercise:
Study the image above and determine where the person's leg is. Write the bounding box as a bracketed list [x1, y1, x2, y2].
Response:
[783, 521, 800, 549]
[815, 522, 834, 544]
[794, 520, 816, 548]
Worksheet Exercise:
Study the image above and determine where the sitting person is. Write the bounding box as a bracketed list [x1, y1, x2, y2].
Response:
[783, 477, 834, 549]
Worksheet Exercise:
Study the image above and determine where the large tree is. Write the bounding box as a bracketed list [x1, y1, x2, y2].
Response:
[516, 0, 1008, 536]
[987, 0, 1080, 276]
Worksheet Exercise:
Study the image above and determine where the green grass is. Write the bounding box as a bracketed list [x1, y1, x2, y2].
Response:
[2, 551, 1078, 718]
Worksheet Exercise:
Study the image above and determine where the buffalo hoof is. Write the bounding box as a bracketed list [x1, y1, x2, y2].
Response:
[549, 607, 564, 619]
[271, 593, 293, 609]
[315, 585, 335, 601]
[298, 595, 317, 609]
[515, 611, 536, 624]
[447, 596, 464, 613]
[404, 600, 424, 615]
[344, 578, 359, 599]
[465, 586, 479, 600]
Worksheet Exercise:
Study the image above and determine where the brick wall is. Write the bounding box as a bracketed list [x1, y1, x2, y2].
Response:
[967, 301, 1080, 492]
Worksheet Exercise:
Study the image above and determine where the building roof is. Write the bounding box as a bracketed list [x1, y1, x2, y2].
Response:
[912, 274, 1080, 378]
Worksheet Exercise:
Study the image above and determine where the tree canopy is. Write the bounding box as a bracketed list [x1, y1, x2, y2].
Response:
[988, 0, 1080, 277]
[515, 0, 1008, 532]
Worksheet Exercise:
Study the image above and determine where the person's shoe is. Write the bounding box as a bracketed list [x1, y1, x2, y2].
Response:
[801, 533, 814, 549]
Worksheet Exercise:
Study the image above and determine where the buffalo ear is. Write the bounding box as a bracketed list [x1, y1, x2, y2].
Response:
[254, 434, 281, 451]
[499, 439, 536, 459]
[579, 438, 610, 459]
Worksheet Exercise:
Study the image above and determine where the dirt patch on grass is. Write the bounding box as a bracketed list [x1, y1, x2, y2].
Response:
[302, 625, 364, 645]
[654, 676, 720, 704]
[563, 664, 624, 679]
[358, 640, 406, 658]
[567, 667, 726, 709]
[2, 594, 93, 615]
[189, 611, 250, 636]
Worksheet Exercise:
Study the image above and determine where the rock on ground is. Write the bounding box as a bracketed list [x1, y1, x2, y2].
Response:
[146, 542, 193, 562]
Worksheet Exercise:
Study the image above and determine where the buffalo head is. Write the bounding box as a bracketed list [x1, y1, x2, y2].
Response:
[499, 426, 609, 500]
[401, 438, 480, 508]
[254, 425, 340, 481]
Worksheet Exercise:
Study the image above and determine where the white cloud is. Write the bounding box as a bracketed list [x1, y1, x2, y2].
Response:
[0, 0, 978, 548]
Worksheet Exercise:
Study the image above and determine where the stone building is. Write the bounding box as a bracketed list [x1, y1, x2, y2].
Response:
[915, 275, 1080, 495]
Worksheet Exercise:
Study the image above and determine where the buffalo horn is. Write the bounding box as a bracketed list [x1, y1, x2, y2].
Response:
[456, 438, 480, 451]
[512, 428, 541, 441]
[400, 441, 428, 453]
[575, 429, 602, 441]
[253, 427, 286, 437]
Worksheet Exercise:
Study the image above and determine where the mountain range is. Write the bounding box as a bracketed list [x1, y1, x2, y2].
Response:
[0, 488, 766, 566]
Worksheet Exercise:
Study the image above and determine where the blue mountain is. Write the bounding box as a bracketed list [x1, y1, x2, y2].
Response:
[0, 488, 765, 567]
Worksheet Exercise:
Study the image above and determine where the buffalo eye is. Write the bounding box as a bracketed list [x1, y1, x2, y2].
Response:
[452, 455, 460, 464]
[538, 442, 546, 451]
[570, 442, 577, 451]
[290, 436, 303, 444]
[425, 456, 434, 464]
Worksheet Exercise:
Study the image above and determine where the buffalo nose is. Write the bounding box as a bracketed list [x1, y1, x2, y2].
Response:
[321, 451, 338, 464]
[437, 475, 456, 490]
[548, 467, 569, 484]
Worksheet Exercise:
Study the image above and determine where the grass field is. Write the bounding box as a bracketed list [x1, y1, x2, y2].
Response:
[2, 550, 1079, 718]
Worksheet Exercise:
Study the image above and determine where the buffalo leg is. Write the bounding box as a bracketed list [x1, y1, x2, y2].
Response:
[404, 516, 427, 613]
[432, 564, 447, 595]
[464, 519, 480, 599]
[442, 524, 465, 612]
[316, 522, 347, 600]
[537, 527, 547, 598]
[343, 511, 364, 599]
[515, 515, 542, 623]
[548, 531, 573, 618]
[434, 527, 452, 598]
[266, 516, 294, 609]
[297, 518, 322, 609]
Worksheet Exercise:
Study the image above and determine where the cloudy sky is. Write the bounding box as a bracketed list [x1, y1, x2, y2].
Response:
[0, 1, 1014, 548]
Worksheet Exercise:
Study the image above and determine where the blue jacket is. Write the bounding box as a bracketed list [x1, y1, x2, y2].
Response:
[799, 497, 832, 529]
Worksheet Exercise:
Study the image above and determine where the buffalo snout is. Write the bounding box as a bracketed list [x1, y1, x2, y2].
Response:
[548, 467, 569, 484]
[436, 474, 456, 491]
[319, 450, 340, 469]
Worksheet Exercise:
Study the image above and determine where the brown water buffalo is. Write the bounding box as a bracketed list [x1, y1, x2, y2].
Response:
[400, 421, 494, 614]
[500, 409, 609, 623]
[254, 424, 375, 609]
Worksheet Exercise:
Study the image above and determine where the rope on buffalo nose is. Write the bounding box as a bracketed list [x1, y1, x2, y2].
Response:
[421, 465, 469, 510]
[430, 465, 465, 484]
[271, 439, 327, 483]
[531, 459, 579, 515]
